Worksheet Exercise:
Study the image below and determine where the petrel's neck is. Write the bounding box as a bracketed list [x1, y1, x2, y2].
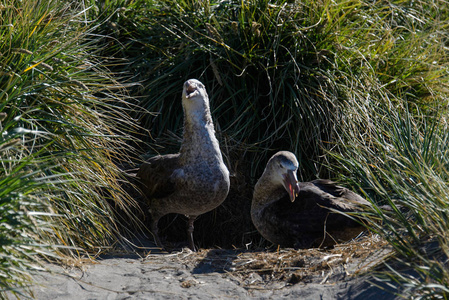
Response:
[253, 170, 285, 208]
[179, 107, 223, 161]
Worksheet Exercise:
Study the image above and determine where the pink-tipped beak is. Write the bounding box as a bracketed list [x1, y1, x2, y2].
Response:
[283, 170, 300, 202]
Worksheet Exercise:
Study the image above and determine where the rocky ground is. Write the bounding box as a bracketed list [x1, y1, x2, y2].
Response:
[27, 234, 405, 299]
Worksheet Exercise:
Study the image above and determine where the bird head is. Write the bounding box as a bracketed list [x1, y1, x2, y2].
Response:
[182, 79, 210, 115]
[267, 151, 301, 202]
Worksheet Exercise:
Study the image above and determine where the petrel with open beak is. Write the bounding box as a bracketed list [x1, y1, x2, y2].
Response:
[137, 79, 230, 251]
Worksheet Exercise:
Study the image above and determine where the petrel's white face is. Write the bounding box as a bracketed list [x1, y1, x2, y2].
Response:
[182, 79, 210, 114]
[267, 151, 300, 202]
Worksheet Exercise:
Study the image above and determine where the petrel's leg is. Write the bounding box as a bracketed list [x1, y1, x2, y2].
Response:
[187, 216, 197, 251]
[150, 217, 165, 250]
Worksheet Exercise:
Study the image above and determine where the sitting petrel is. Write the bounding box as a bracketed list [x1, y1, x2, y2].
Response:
[251, 151, 371, 248]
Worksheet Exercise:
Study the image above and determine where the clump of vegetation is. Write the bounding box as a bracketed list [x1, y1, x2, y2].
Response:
[0, 0, 141, 297]
[333, 103, 449, 298]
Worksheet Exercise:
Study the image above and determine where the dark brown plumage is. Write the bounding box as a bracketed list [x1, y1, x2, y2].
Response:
[251, 151, 371, 249]
[137, 79, 230, 251]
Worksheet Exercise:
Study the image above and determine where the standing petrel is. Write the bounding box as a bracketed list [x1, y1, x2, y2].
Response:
[138, 79, 230, 251]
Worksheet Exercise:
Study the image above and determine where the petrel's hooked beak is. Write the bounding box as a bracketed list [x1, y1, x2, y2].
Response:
[283, 170, 300, 202]
[184, 81, 199, 99]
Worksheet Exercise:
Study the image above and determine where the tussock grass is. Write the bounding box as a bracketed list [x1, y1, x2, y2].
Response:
[0, 141, 60, 297]
[0, 0, 141, 297]
[332, 102, 449, 298]
[99, 0, 448, 176]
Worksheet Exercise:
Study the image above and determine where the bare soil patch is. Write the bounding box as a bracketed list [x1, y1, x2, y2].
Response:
[27, 233, 403, 299]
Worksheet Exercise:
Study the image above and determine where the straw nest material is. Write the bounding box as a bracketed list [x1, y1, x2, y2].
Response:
[148, 233, 391, 290]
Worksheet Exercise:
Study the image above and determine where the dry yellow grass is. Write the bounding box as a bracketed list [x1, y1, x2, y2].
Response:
[156, 233, 392, 290]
